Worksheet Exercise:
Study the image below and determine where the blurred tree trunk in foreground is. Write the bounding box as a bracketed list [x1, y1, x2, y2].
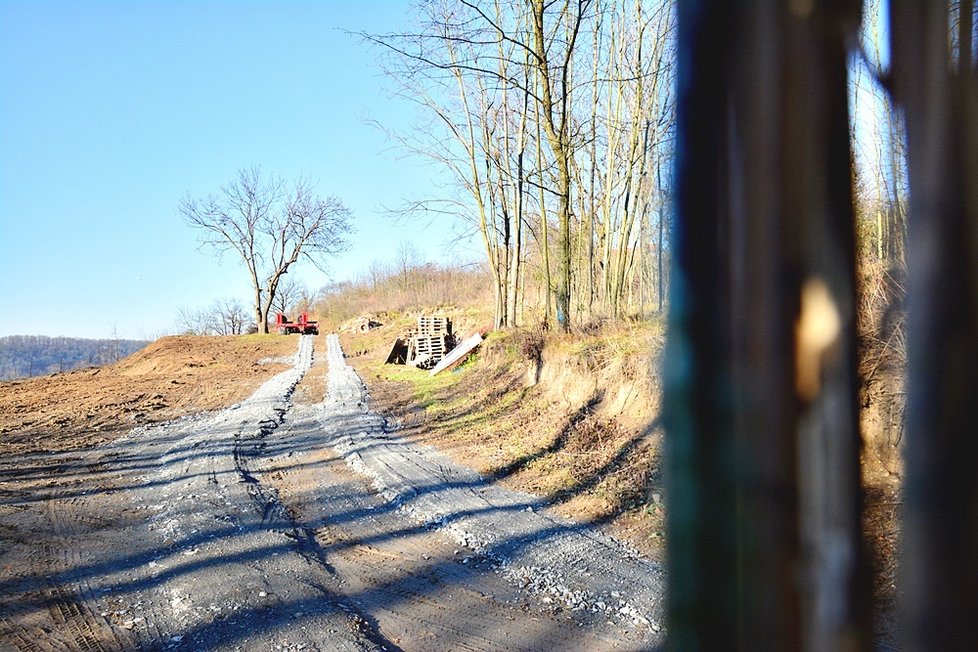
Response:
[890, 2, 978, 649]
[664, 1, 870, 649]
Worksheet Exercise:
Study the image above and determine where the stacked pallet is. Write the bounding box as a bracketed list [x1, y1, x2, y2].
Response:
[408, 316, 453, 369]
[416, 316, 451, 336]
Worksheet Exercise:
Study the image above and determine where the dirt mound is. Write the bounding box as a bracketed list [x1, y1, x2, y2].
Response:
[115, 336, 220, 375]
[0, 334, 301, 457]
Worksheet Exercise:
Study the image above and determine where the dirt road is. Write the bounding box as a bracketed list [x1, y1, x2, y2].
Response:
[1, 335, 665, 650]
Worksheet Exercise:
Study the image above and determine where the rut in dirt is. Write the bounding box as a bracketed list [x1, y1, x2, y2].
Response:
[307, 334, 667, 648]
[1, 335, 382, 651]
[2, 333, 666, 651]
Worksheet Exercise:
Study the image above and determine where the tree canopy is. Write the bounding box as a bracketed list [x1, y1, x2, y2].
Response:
[180, 167, 353, 333]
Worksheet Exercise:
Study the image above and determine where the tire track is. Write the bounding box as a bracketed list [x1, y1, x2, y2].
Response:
[5, 452, 140, 652]
[310, 334, 666, 647]
[1, 335, 379, 652]
[105, 334, 385, 651]
[257, 393, 641, 650]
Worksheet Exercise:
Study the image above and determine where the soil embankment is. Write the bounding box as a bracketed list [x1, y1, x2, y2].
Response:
[340, 318, 668, 562]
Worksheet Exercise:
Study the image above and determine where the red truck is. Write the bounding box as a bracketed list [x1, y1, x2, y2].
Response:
[274, 312, 319, 335]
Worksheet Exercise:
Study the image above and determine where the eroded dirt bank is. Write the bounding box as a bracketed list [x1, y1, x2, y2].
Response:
[1, 334, 665, 650]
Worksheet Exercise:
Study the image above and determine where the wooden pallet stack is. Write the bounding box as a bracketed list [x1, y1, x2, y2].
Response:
[384, 315, 456, 368]
[408, 315, 452, 369]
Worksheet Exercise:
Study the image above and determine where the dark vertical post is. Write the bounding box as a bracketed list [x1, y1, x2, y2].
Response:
[666, 1, 870, 649]
[890, 3, 978, 649]
[784, 2, 872, 649]
[664, 0, 738, 647]
[960, 0, 974, 75]
[727, 4, 803, 648]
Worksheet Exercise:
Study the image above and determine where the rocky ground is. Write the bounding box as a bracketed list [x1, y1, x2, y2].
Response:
[0, 334, 665, 651]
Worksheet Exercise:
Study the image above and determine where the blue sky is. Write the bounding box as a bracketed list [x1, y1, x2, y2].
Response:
[0, 1, 479, 339]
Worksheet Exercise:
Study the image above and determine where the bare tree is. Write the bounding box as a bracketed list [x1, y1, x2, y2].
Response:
[176, 298, 251, 335]
[365, 1, 678, 330]
[180, 167, 353, 333]
[270, 277, 304, 318]
[175, 305, 211, 335]
[529, 0, 592, 331]
[213, 298, 249, 335]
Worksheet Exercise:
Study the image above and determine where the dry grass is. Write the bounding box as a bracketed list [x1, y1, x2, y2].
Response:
[341, 319, 667, 561]
[858, 261, 906, 382]
[311, 264, 493, 332]
[855, 260, 906, 646]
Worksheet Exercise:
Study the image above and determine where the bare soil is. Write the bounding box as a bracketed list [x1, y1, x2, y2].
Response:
[339, 327, 667, 564]
[0, 335, 297, 457]
[0, 323, 902, 649]
[0, 333, 663, 651]
[342, 318, 903, 647]
[0, 335, 302, 651]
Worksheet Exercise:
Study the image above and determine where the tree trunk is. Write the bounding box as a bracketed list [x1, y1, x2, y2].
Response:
[555, 155, 572, 331]
[536, 99, 553, 327]
[531, 0, 584, 332]
[891, 3, 978, 648]
[656, 165, 665, 314]
[664, 2, 870, 648]
[252, 271, 265, 334]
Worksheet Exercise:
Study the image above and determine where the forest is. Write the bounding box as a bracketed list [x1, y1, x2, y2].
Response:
[0, 335, 149, 381]
[351, 0, 905, 336]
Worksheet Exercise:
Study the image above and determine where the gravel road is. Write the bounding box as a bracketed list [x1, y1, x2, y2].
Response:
[1, 335, 665, 651]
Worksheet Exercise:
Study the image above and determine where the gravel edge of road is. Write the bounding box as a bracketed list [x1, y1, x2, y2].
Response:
[316, 334, 668, 643]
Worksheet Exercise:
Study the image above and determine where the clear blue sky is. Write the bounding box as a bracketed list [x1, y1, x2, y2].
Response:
[0, 1, 479, 339]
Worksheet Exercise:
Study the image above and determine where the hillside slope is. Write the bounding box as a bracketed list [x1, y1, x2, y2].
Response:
[339, 311, 902, 646]
[2, 333, 668, 649]
[0, 334, 297, 457]
[339, 314, 668, 561]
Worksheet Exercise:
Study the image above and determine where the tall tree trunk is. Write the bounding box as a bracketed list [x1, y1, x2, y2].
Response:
[251, 267, 265, 333]
[891, 3, 978, 648]
[665, 2, 870, 649]
[555, 154, 572, 331]
[535, 99, 553, 327]
[587, 2, 603, 316]
[531, 0, 586, 332]
[656, 164, 665, 314]
[601, 67, 623, 314]
[445, 44, 503, 329]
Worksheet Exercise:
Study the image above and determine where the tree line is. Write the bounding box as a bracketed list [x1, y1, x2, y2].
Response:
[182, 2, 913, 341]
[365, 0, 921, 338]
[0, 335, 149, 381]
[367, 0, 675, 331]
[174, 278, 318, 336]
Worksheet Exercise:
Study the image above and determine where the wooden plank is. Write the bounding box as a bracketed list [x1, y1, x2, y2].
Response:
[429, 333, 483, 376]
[384, 338, 408, 365]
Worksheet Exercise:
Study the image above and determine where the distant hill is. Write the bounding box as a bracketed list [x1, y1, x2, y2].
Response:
[0, 335, 151, 381]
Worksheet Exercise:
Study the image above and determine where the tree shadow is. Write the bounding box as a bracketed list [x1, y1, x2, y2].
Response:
[1, 363, 665, 652]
